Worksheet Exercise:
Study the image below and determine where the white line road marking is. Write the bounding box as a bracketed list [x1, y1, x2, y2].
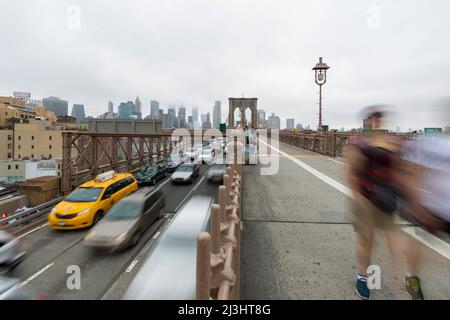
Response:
[328, 158, 349, 166]
[17, 223, 48, 239]
[154, 176, 172, 191]
[259, 154, 320, 158]
[20, 263, 54, 287]
[263, 140, 450, 261]
[126, 260, 139, 273]
[152, 231, 161, 239]
[403, 227, 450, 261]
[261, 140, 353, 197]
[173, 174, 207, 213]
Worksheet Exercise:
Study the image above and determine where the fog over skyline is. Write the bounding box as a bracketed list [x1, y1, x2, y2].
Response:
[1, 0, 449, 130]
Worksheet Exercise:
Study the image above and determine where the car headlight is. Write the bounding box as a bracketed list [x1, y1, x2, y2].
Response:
[50, 208, 56, 214]
[77, 208, 92, 216]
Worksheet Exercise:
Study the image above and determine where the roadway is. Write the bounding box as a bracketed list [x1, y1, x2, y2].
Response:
[7, 162, 221, 300]
[241, 140, 450, 300]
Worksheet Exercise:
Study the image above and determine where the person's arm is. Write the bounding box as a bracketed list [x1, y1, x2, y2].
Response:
[397, 151, 447, 232]
[344, 144, 365, 194]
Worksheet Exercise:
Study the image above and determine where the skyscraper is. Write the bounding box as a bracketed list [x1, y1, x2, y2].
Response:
[108, 101, 113, 113]
[267, 113, 281, 129]
[201, 114, 207, 127]
[167, 107, 176, 117]
[178, 106, 186, 128]
[257, 109, 266, 128]
[71, 104, 86, 123]
[150, 100, 160, 119]
[286, 118, 295, 130]
[213, 101, 221, 129]
[133, 97, 142, 119]
[127, 101, 134, 111]
[192, 107, 199, 124]
[201, 113, 211, 128]
[167, 108, 176, 128]
[118, 102, 132, 119]
[42, 97, 68, 116]
[161, 113, 170, 128]
[206, 113, 211, 128]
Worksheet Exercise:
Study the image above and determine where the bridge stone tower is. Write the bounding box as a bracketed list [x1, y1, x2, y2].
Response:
[228, 97, 258, 128]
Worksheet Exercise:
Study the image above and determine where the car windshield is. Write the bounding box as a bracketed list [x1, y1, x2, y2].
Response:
[177, 166, 193, 172]
[65, 187, 103, 203]
[211, 164, 226, 170]
[145, 166, 157, 172]
[105, 201, 141, 220]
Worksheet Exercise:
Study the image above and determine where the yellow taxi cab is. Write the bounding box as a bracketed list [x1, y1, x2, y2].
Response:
[48, 171, 138, 230]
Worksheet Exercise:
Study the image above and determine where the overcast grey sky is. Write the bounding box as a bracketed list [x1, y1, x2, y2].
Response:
[1, 0, 449, 130]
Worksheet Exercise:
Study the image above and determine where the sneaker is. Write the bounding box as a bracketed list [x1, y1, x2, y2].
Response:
[356, 278, 370, 300]
[405, 276, 424, 300]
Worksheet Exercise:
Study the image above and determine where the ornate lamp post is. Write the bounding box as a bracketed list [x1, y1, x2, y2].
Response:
[312, 57, 330, 130]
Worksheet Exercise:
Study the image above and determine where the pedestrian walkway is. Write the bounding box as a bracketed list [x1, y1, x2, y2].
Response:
[240, 141, 450, 300]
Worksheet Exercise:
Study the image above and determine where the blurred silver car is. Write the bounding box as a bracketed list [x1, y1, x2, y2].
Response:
[123, 195, 213, 300]
[171, 164, 200, 184]
[0, 231, 26, 273]
[207, 163, 227, 183]
[84, 189, 165, 252]
[0, 276, 34, 300]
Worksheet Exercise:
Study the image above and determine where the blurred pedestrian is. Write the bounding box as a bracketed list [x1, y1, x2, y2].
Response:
[400, 134, 450, 233]
[345, 106, 424, 300]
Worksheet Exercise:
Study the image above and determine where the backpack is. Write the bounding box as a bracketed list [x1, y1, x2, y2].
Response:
[360, 145, 399, 213]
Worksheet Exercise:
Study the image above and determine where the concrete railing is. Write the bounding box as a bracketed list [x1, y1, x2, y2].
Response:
[196, 163, 242, 300]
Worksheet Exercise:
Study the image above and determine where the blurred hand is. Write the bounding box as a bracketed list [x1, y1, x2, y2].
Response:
[410, 202, 447, 233]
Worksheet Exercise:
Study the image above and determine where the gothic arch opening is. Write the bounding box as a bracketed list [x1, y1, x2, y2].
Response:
[228, 98, 258, 129]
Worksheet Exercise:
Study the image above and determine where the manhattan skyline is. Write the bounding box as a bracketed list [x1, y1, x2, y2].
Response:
[1, 0, 449, 130]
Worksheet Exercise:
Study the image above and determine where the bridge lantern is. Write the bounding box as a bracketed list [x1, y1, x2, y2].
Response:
[313, 57, 330, 86]
[312, 57, 330, 129]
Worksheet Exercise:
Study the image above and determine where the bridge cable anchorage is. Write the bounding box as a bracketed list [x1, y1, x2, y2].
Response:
[196, 157, 243, 300]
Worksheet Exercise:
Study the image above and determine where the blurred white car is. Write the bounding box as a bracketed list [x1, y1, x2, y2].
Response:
[0, 231, 26, 273]
[208, 139, 221, 153]
[185, 147, 200, 161]
[198, 148, 215, 164]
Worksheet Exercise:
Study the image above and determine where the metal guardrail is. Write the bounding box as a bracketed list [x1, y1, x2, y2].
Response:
[0, 196, 64, 230]
[0, 192, 21, 202]
[1, 141, 191, 231]
[278, 131, 418, 157]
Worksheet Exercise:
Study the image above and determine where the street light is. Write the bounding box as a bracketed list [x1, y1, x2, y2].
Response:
[312, 57, 330, 130]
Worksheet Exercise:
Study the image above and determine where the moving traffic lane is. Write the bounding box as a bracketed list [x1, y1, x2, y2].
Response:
[9, 161, 221, 299]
